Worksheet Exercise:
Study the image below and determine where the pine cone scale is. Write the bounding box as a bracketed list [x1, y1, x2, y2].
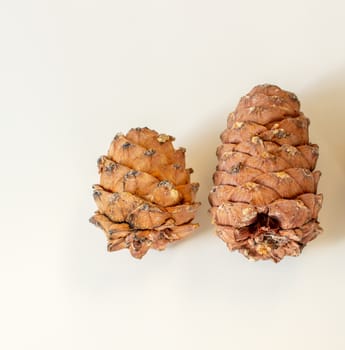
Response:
[98, 154, 197, 207]
[108, 133, 190, 185]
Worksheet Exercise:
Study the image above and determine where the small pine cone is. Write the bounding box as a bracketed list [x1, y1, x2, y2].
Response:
[209, 84, 323, 262]
[90, 127, 200, 258]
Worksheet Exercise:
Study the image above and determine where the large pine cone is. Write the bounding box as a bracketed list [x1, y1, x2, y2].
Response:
[209, 84, 323, 262]
[90, 127, 200, 258]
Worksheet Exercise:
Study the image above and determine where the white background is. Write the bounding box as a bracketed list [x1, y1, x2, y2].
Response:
[1, 1, 345, 349]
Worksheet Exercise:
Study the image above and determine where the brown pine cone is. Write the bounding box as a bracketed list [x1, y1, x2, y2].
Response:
[209, 84, 323, 262]
[90, 127, 200, 258]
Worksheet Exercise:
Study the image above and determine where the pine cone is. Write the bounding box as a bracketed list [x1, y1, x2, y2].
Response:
[209, 84, 323, 262]
[90, 127, 200, 258]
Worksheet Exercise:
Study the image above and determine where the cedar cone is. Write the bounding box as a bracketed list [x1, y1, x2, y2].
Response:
[209, 84, 323, 262]
[90, 127, 200, 258]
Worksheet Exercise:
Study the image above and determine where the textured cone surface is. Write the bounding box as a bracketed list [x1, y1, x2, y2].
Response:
[90, 127, 200, 258]
[209, 84, 323, 262]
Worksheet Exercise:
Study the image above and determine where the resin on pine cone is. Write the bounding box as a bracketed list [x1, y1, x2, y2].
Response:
[209, 84, 323, 262]
[90, 127, 200, 258]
